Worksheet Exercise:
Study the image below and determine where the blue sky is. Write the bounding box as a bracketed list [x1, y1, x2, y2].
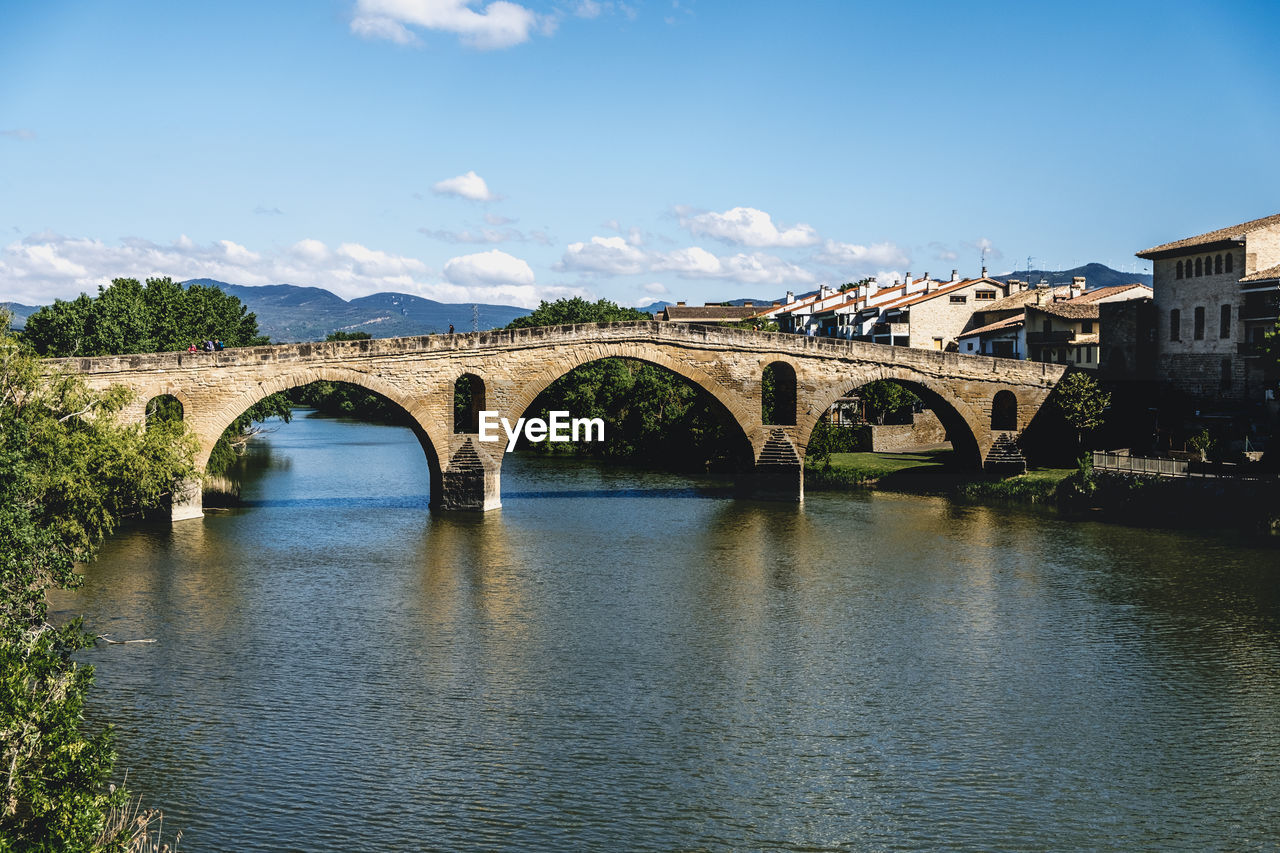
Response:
[2, 0, 1279, 308]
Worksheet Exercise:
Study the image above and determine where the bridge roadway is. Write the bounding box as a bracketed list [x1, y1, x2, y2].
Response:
[57, 321, 1068, 519]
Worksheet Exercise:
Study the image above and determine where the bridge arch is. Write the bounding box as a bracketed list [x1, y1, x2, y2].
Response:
[503, 344, 759, 466]
[194, 366, 449, 492]
[799, 367, 989, 468]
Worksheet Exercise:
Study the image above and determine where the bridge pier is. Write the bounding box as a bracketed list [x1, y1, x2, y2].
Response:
[433, 437, 502, 512]
[170, 476, 204, 521]
[741, 429, 805, 502]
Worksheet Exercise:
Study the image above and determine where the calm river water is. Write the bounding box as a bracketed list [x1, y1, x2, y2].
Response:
[52, 413, 1280, 852]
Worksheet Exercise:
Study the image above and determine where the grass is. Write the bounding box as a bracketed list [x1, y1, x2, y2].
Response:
[807, 449, 1076, 503]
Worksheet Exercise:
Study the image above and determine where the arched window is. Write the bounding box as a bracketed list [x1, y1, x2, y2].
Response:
[453, 373, 486, 433]
[1176, 260, 1184, 279]
[992, 390, 1018, 431]
[1169, 308, 1181, 341]
[1215, 254, 1223, 274]
[1194, 257, 1203, 276]
[762, 361, 796, 425]
[1225, 252, 1234, 273]
[145, 394, 183, 428]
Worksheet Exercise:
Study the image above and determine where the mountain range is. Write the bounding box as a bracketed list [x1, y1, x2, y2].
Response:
[3, 263, 1152, 338]
[183, 280, 530, 342]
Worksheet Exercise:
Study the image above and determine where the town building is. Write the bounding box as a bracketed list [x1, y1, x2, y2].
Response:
[958, 280, 1151, 368]
[1135, 212, 1280, 401]
[655, 302, 761, 323]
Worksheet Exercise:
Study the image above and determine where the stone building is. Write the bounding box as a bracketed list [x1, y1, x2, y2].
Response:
[656, 302, 762, 323]
[1136, 212, 1280, 401]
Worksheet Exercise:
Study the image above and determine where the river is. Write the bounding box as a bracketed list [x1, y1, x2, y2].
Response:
[52, 412, 1280, 851]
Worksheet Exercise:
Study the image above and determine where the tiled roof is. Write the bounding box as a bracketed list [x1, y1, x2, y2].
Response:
[960, 315, 1024, 338]
[1070, 283, 1151, 302]
[1240, 263, 1280, 283]
[977, 287, 1060, 314]
[1027, 301, 1100, 320]
[1136, 212, 1280, 257]
[661, 305, 760, 322]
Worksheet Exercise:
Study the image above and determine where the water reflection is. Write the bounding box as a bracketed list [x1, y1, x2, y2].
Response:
[52, 415, 1280, 852]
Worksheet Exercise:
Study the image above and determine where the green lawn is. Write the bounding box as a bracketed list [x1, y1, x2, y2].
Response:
[809, 450, 1076, 499]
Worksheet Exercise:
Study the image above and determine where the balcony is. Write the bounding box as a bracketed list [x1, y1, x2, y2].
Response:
[1025, 330, 1072, 345]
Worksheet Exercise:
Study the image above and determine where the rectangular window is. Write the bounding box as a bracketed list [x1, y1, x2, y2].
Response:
[975, 291, 996, 301]
[1220, 304, 1231, 338]
[1082, 320, 1094, 333]
[966, 342, 974, 351]
[1194, 306, 1205, 340]
[1170, 309, 1180, 341]
[949, 295, 967, 304]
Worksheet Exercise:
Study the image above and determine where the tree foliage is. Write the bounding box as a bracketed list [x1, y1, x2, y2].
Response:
[1052, 370, 1111, 448]
[1, 319, 196, 851]
[22, 278, 289, 475]
[23, 277, 265, 356]
[506, 298, 650, 329]
[859, 380, 920, 425]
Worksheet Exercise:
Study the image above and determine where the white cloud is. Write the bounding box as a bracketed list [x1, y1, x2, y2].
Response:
[254, 205, 284, 216]
[1, 129, 36, 141]
[679, 206, 820, 248]
[640, 282, 667, 295]
[419, 225, 550, 245]
[351, 0, 542, 50]
[431, 169, 498, 201]
[558, 236, 649, 276]
[816, 239, 910, 270]
[484, 212, 515, 226]
[0, 232, 568, 309]
[443, 249, 535, 287]
[966, 237, 1004, 261]
[574, 0, 602, 17]
[558, 236, 815, 286]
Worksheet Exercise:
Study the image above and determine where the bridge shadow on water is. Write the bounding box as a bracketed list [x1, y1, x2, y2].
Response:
[237, 485, 734, 508]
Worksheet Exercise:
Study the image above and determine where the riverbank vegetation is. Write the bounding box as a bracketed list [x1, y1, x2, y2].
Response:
[1, 318, 193, 851]
[20, 277, 291, 476]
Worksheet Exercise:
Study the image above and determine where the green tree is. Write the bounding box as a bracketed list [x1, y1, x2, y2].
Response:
[1052, 370, 1111, 449]
[1, 318, 196, 851]
[507, 297, 649, 329]
[859, 380, 920, 425]
[22, 278, 287, 475]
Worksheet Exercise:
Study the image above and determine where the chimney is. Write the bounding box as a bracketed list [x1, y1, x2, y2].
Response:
[676, 301, 686, 306]
[951, 269, 960, 282]
[904, 271, 912, 286]
[785, 291, 796, 304]
[981, 266, 988, 278]
[923, 272, 930, 282]
[1071, 276, 1086, 297]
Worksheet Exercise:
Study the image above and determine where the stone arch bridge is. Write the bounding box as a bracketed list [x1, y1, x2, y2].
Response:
[58, 322, 1067, 519]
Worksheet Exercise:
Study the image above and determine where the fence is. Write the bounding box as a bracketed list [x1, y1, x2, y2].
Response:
[1093, 451, 1276, 481]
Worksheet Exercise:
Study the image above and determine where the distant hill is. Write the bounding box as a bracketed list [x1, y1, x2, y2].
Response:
[2, 302, 38, 329]
[182, 280, 532, 342]
[989, 262, 1151, 289]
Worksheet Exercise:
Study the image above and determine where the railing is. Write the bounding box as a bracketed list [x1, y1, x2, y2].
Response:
[1026, 330, 1073, 345]
[1093, 451, 1276, 481]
